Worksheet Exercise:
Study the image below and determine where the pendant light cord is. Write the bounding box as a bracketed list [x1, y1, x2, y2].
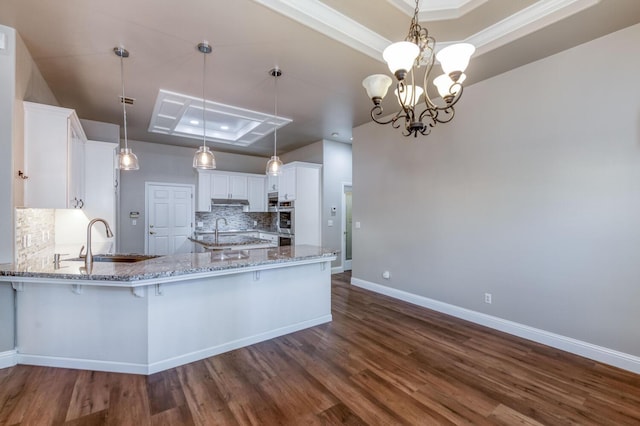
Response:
[120, 53, 128, 150]
[202, 49, 207, 149]
[273, 74, 278, 157]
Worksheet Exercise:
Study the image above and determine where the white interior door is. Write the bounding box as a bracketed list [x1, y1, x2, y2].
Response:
[146, 183, 194, 255]
[342, 184, 353, 271]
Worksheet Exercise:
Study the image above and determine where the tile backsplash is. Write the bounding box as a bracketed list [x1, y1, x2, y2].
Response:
[195, 207, 276, 232]
[15, 208, 55, 268]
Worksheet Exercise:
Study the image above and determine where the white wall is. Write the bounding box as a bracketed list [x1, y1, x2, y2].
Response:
[352, 23, 640, 359]
[119, 140, 269, 253]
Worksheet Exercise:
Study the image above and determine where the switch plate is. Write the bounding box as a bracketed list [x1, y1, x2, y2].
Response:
[355, 221, 361, 229]
[328, 220, 333, 227]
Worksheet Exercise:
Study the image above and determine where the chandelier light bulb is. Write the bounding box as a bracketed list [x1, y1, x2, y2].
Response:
[433, 73, 466, 99]
[436, 43, 475, 78]
[383, 41, 420, 80]
[395, 84, 424, 107]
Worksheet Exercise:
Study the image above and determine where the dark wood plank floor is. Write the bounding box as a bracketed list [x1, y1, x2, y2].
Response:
[1, 272, 640, 425]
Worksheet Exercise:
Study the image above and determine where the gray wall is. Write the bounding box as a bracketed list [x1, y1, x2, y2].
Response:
[0, 25, 16, 353]
[281, 140, 323, 164]
[1, 26, 58, 353]
[321, 140, 352, 269]
[352, 23, 640, 357]
[119, 140, 268, 253]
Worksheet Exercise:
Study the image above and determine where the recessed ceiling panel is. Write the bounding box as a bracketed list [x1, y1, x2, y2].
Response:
[148, 89, 292, 147]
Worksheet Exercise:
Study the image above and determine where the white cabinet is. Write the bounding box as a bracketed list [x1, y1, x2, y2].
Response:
[266, 174, 279, 193]
[196, 172, 212, 212]
[23, 102, 87, 208]
[248, 176, 266, 212]
[279, 166, 296, 201]
[197, 171, 266, 212]
[287, 162, 322, 246]
[210, 172, 248, 199]
[83, 140, 119, 248]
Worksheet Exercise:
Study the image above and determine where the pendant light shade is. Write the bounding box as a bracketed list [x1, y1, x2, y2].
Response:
[193, 145, 216, 169]
[114, 47, 139, 170]
[266, 68, 283, 176]
[119, 147, 139, 170]
[193, 42, 216, 170]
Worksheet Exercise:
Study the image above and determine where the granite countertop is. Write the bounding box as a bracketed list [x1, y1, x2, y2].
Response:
[189, 234, 271, 249]
[0, 245, 336, 283]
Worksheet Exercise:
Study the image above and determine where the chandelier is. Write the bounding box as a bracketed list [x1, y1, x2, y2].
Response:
[362, 0, 475, 137]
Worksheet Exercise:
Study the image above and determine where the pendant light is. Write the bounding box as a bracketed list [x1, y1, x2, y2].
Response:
[114, 47, 139, 170]
[193, 42, 216, 169]
[266, 68, 283, 176]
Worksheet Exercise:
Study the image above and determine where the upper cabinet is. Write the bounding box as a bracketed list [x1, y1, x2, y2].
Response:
[23, 102, 87, 209]
[197, 171, 266, 212]
[279, 166, 296, 201]
[247, 176, 266, 212]
[211, 173, 248, 200]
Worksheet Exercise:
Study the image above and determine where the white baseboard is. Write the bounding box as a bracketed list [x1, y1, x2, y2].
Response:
[148, 314, 332, 374]
[351, 277, 640, 374]
[18, 354, 149, 375]
[16, 315, 333, 375]
[0, 350, 18, 370]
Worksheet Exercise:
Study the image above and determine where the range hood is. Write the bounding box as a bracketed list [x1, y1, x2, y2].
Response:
[211, 198, 250, 207]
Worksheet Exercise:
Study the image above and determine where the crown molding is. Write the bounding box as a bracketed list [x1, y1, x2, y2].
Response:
[252, 0, 390, 61]
[387, 0, 489, 21]
[253, 0, 601, 63]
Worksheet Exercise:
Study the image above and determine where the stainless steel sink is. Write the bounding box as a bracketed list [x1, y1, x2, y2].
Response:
[210, 250, 250, 261]
[65, 254, 160, 263]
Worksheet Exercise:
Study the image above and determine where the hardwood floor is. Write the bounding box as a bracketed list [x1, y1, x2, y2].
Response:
[1, 272, 640, 425]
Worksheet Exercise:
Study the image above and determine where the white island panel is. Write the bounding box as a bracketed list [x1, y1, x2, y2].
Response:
[12, 256, 332, 375]
[147, 262, 331, 372]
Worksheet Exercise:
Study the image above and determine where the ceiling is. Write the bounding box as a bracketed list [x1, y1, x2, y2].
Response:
[1, 0, 639, 157]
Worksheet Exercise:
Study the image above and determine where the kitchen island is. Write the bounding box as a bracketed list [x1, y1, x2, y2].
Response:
[0, 245, 336, 375]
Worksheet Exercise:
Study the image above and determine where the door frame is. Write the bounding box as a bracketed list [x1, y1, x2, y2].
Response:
[341, 182, 353, 272]
[144, 182, 195, 254]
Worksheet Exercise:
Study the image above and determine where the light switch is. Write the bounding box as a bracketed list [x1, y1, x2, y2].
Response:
[355, 221, 361, 229]
[328, 220, 334, 227]
[132, 219, 137, 226]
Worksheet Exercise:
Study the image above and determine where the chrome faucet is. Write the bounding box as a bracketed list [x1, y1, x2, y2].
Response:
[214, 217, 228, 244]
[80, 218, 114, 270]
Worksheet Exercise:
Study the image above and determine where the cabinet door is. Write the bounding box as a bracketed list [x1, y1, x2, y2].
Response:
[23, 102, 87, 209]
[196, 171, 212, 212]
[69, 119, 86, 208]
[266, 174, 279, 192]
[247, 176, 266, 212]
[210, 174, 230, 199]
[279, 166, 296, 201]
[229, 175, 248, 199]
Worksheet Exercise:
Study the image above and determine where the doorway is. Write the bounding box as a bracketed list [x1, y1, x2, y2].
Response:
[145, 182, 194, 255]
[342, 183, 352, 271]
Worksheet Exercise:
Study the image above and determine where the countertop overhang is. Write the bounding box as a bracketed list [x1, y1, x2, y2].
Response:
[0, 245, 336, 287]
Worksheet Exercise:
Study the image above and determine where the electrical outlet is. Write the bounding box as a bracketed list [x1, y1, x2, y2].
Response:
[484, 293, 492, 304]
[328, 220, 334, 227]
